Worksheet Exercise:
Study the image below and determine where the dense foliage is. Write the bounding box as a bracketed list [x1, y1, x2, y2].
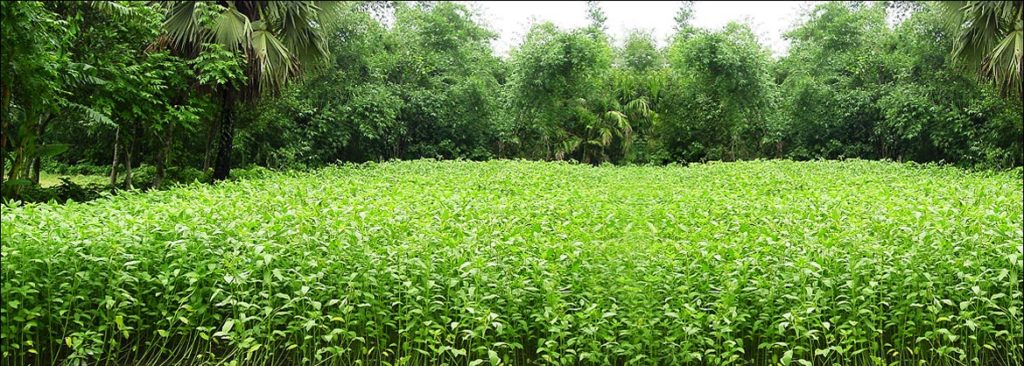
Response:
[2, 160, 1022, 365]
[3, 2, 1023, 365]
[2, 1, 1022, 203]
[776, 2, 1022, 167]
[241, 2, 504, 164]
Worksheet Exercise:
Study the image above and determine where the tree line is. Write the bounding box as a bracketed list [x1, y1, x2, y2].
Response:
[2, 1, 1021, 200]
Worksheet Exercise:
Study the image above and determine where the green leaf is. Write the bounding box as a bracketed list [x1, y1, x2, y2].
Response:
[222, 319, 235, 333]
[782, 350, 793, 365]
[489, 349, 500, 365]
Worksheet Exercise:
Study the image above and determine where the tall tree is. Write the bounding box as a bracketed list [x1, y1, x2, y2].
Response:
[1, 1, 64, 190]
[586, 0, 607, 33]
[159, 1, 338, 180]
[618, 29, 664, 72]
[663, 22, 776, 162]
[674, 1, 695, 31]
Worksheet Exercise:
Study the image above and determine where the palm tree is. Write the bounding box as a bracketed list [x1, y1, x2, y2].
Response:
[159, 1, 337, 180]
[941, 1, 1023, 97]
[584, 109, 633, 164]
[554, 97, 638, 164]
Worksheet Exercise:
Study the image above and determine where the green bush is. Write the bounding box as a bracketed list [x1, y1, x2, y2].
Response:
[126, 165, 157, 189]
[165, 166, 206, 184]
[41, 160, 110, 176]
[228, 165, 274, 181]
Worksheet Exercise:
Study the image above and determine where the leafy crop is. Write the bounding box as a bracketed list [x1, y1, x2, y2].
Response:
[2, 160, 1022, 365]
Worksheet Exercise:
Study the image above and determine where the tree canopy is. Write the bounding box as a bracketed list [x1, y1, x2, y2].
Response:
[2, 1, 1021, 202]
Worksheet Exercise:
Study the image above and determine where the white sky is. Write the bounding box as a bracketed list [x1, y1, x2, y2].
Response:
[463, 1, 820, 57]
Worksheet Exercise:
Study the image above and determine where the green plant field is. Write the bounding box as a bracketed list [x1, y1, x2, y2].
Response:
[2, 160, 1022, 366]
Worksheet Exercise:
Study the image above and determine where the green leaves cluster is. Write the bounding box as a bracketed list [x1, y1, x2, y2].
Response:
[2, 160, 1022, 365]
[191, 44, 246, 88]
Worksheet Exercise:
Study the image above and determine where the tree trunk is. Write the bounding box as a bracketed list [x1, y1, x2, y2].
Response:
[29, 114, 50, 186]
[124, 122, 141, 189]
[30, 157, 41, 185]
[0, 131, 5, 188]
[7, 146, 25, 183]
[757, 131, 765, 157]
[202, 121, 213, 174]
[730, 134, 737, 161]
[110, 127, 120, 187]
[154, 123, 175, 189]
[6, 105, 37, 194]
[213, 87, 237, 181]
[0, 136, 6, 188]
[124, 148, 132, 189]
[1, 82, 9, 187]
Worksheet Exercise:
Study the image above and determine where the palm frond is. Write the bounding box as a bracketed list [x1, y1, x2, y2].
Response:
[162, 1, 204, 52]
[942, 1, 1023, 96]
[158, 1, 337, 97]
[598, 127, 613, 147]
[212, 5, 253, 51]
[251, 29, 295, 94]
[270, 1, 337, 67]
[625, 97, 652, 117]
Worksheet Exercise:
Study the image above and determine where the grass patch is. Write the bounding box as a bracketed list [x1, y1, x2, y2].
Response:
[2, 160, 1021, 365]
[37, 171, 109, 188]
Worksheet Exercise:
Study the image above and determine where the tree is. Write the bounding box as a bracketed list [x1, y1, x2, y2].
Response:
[674, 1, 695, 31]
[586, 1, 607, 33]
[51, 1, 176, 190]
[940, 1, 1023, 97]
[237, 2, 503, 165]
[612, 31, 666, 163]
[159, 1, 339, 180]
[505, 22, 615, 160]
[774, 2, 1022, 167]
[775, 2, 889, 160]
[618, 29, 664, 72]
[1, 1, 147, 193]
[1, 1, 65, 191]
[663, 22, 776, 162]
